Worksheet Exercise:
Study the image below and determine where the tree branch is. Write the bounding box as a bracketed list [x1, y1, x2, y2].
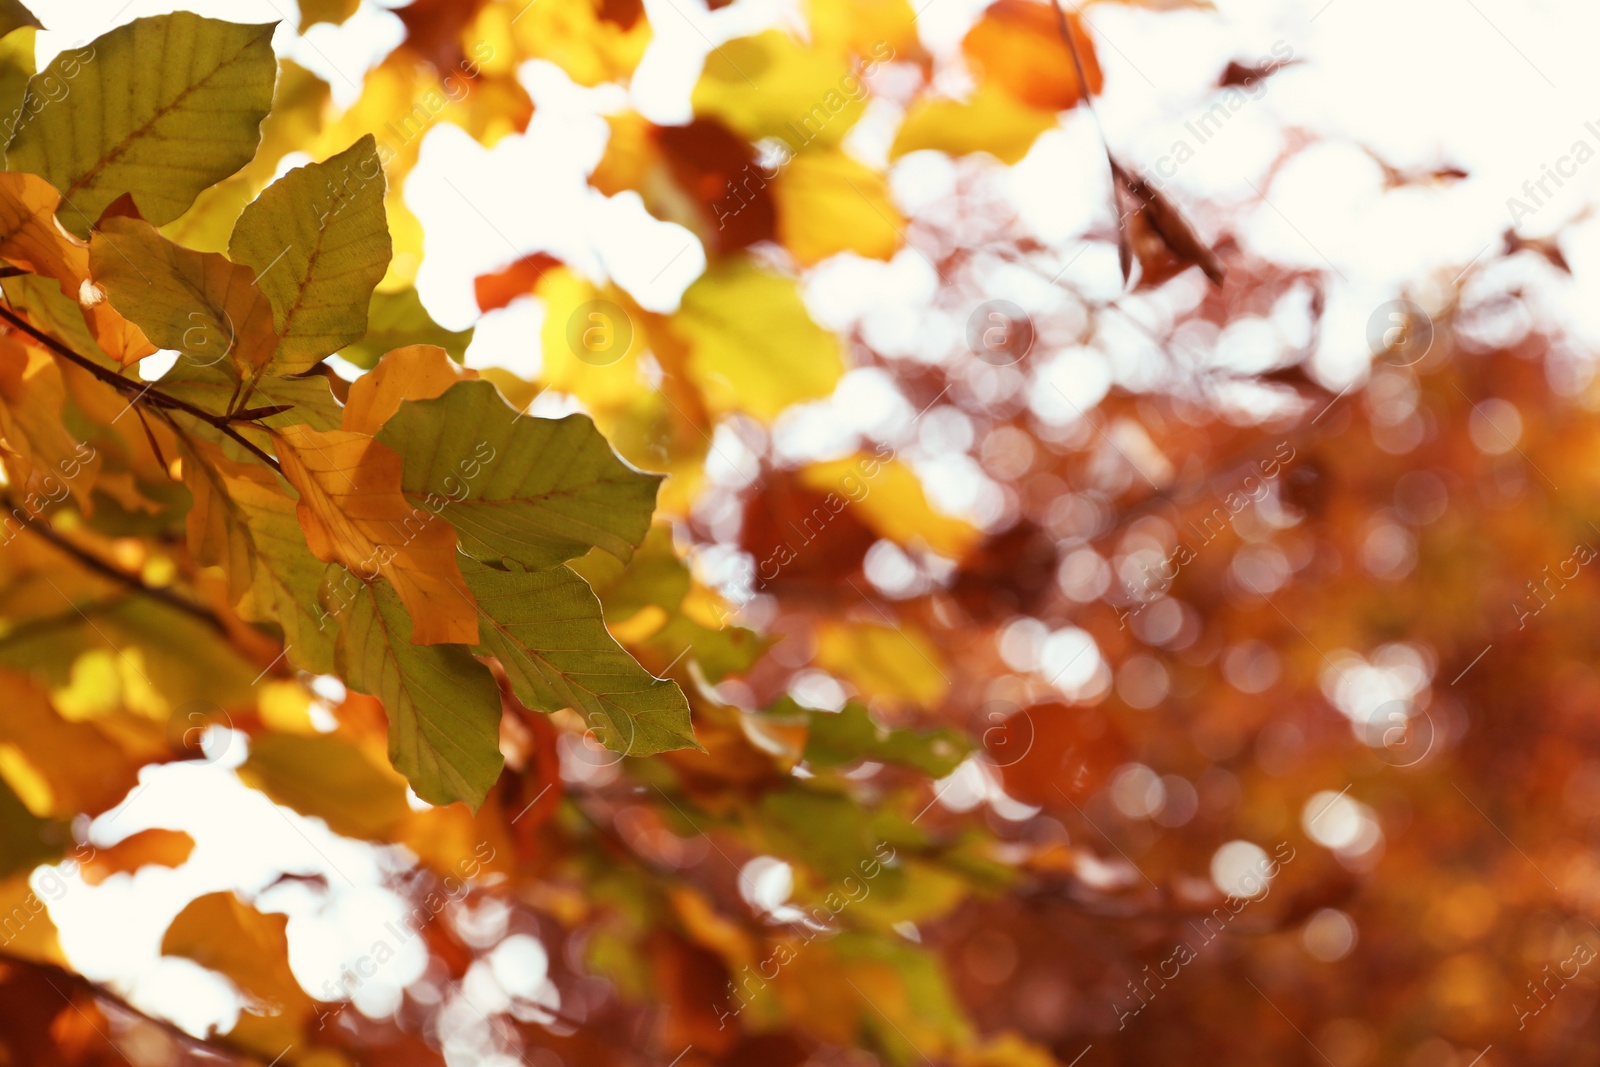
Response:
[0, 303, 283, 473]
[5, 500, 230, 636]
[0, 947, 259, 1063]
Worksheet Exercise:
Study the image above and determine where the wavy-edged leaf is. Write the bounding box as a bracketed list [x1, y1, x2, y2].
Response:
[160, 891, 314, 1055]
[337, 576, 503, 809]
[273, 423, 479, 646]
[464, 558, 698, 757]
[228, 135, 392, 374]
[0, 172, 156, 364]
[6, 13, 277, 237]
[341, 343, 475, 436]
[376, 379, 661, 569]
[90, 217, 277, 381]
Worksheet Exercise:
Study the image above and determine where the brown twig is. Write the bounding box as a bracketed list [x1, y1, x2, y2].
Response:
[5, 500, 230, 635]
[0, 304, 283, 472]
[0, 947, 258, 1063]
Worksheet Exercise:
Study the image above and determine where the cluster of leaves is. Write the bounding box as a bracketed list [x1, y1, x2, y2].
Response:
[0, 1, 1591, 1066]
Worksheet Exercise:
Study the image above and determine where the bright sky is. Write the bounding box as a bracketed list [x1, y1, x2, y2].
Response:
[20, 0, 1600, 1048]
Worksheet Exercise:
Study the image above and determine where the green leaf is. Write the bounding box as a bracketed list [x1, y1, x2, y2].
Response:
[464, 559, 698, 757]
[339, 287, 473, 370]
[6, 13, 277, 237]
[228, 135, 392, 374]
[0, 25, 35, 126]
[337, 574, 503, 809]
[90, 217, 278, 382]
[215, 469, 337, 674]
[376, 379, 661, 570]
[782, 699, 968, 777]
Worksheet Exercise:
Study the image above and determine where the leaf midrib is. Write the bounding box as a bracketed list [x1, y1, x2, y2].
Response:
[60, 22, 275, 204]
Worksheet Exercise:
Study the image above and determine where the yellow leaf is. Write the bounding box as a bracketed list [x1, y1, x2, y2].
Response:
[299, 0, 360, 30]
[239, 733, 410, 841]
[6, 13, 278, 236]
[341, 344, 477, 436]
[670, 259, 844, 421]
[164, 59, 333, 254]
[692, 30, 866, 150]
[891, 83, 1060, 165]
[535, 268, 651, 413]
[160, 891, 314, 1053]
[229, 136, 393, 374]
[814, 621, 949, 707]
[805, 0, 922, 66]
[801, 456, 980, 560]
[503, 0, 652, 87]
[0, 872, 63, 964]
[273, 424, 480, 646]
[0, 670, 139, 818]
[774, 150, 904, 266]
[90, 217, 278, 381]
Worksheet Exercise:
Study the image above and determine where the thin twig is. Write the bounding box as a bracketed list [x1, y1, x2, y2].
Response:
[0, 948, 256, 1063]
[6, 500, 229, 635]
[0, 304, 283, 472]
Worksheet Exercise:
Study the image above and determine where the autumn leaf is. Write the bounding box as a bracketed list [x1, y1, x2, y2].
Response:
[78, 829, 194, 885]
[272, 423, 480, 646]
[464, 558, 699, 757]
[337, 576, 504, 809]
[962, 0, 1103, 112]
[89, 217, 278, 381]
[160, 892, 315, 1054]
[5, 13, 277, 236]
[375, 378, 662, 569]
[228, 135, 393, 374]
[341, 343, 477, 436]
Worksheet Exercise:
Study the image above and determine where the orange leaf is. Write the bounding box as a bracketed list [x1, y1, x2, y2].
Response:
[341, 344, 478, 436]
[0, 173, 155, 365]
[273, 424, 480, 645]
[474, 252, 562, 312]
[962, 0, 1103, 112]
[79, 829, 195, 885]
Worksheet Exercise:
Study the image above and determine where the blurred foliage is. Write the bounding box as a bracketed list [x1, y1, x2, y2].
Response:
[0, 1, 1586, 1066]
